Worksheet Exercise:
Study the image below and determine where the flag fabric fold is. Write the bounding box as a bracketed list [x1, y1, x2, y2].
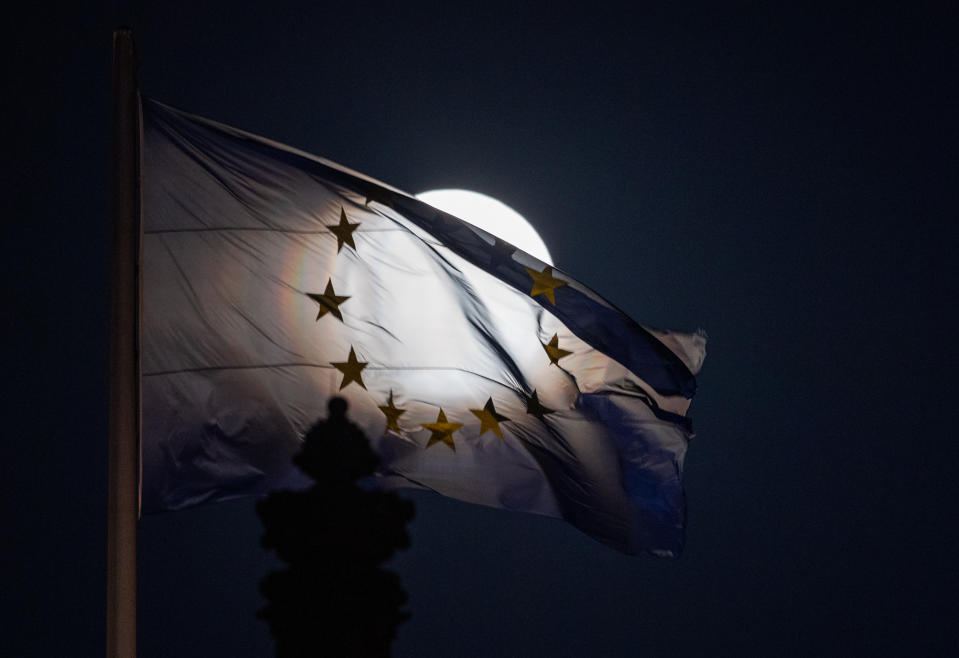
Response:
[140, 98, 705, 555]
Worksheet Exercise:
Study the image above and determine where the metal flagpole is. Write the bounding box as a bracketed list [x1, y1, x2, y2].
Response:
[108, 27, 140, 658]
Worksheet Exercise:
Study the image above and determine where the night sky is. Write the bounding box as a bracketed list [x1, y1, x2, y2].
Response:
[5, 3, 957, 656]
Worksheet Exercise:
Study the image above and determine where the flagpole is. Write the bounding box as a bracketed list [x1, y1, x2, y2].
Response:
[108, 27, 140, 658]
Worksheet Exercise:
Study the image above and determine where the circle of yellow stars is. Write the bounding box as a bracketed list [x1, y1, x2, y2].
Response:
[306, 202, 576, 452]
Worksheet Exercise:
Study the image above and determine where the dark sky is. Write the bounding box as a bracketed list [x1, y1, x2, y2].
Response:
[5, 3, 957, 656]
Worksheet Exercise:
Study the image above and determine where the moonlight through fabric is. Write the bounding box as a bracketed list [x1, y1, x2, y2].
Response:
[139, 98, 705, 556]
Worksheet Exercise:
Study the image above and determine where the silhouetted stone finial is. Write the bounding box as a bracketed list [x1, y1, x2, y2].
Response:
[328, 396, 348, 418]
[258, 399, 414, 657]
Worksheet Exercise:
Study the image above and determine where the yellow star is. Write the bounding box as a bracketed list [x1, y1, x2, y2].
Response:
[526, 265, 567, 305]
[378, 390, 406, 433]
[330, 346, 367, 390]
[327, 207, 360, 253]
[470, 397, 510, 439]
[306, 279, 350, 321]
[541, 333, 572, 365]
[525, 390, 554, 421]
[422, 408, 463, 451]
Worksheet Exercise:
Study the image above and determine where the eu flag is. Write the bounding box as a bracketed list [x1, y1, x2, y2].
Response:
[140, 99, 705, 556]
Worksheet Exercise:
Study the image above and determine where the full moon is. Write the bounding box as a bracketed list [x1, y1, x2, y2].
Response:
[415, 189, 553, 265]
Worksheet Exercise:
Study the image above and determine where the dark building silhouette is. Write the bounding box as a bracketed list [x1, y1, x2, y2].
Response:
[258, 398, 415, 658]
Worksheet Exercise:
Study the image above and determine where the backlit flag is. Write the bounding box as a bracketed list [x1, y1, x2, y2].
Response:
[140, 99, 706, 556]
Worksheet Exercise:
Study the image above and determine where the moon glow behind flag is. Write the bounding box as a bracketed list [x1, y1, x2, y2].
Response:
[140, 98, 705, 556]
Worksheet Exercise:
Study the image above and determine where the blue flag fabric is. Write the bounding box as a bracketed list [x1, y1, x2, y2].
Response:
[140, 98, 706, 556]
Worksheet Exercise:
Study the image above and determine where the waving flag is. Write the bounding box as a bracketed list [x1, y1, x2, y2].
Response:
[140, 99, 705, 556]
